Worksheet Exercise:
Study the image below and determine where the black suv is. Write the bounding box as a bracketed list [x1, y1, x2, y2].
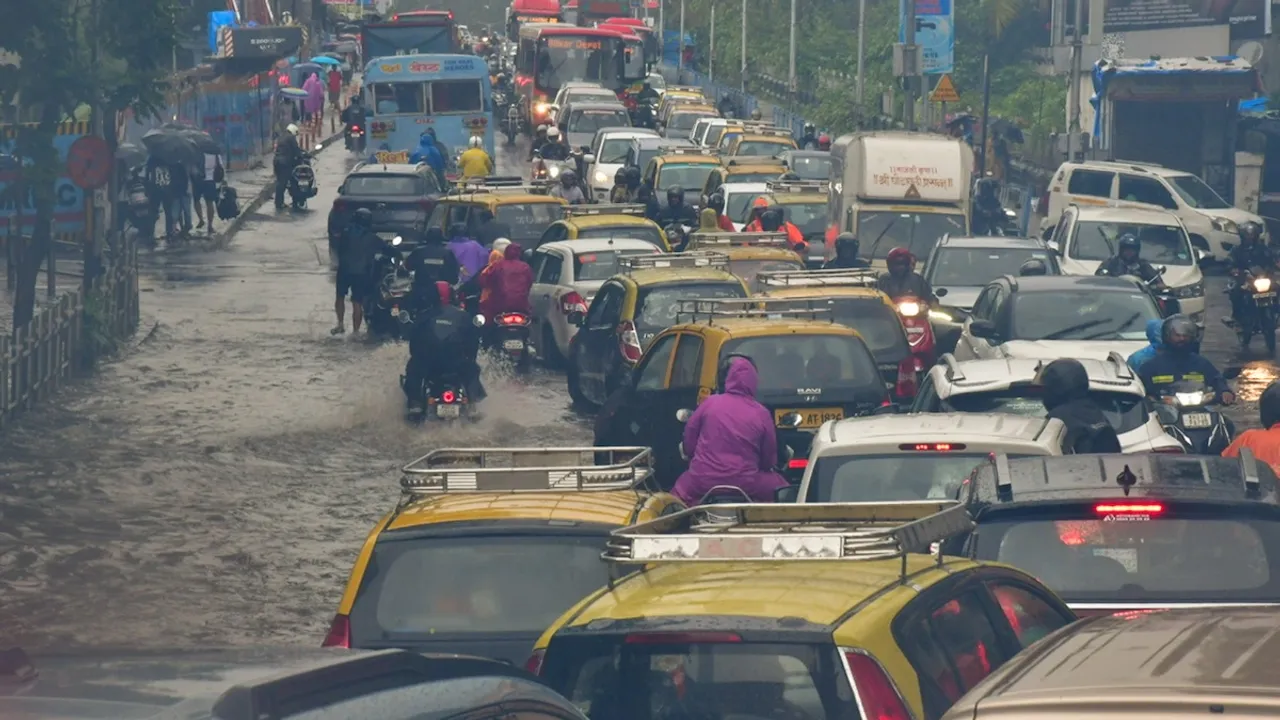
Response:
[328, 161, 444, 241]
[943, 452, 1280, 615]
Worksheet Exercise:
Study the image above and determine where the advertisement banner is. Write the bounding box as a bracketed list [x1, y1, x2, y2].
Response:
[0, 123, 90, 237]
[223, 27, 304, 59]
[1100, 0, 1269, 33]
[1229, 0, 1271, 39]
[899, 0, 954, 75]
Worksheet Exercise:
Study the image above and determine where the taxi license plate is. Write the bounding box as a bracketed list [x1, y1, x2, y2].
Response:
[776, 408, 844, 429]
[436, 404, 461, 418]
[1183, 412, 1212, 429]
[503, 339, 525, 350]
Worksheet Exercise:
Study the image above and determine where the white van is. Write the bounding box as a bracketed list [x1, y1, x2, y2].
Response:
[1040, 160, 1264, 261]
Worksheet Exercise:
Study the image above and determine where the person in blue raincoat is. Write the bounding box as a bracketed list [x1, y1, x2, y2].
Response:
[410, 131, 446, 186]
[672, 357, 788, 505]
[1127, 318, 1164, 373]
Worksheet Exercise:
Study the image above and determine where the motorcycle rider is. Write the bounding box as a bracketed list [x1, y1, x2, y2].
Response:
[409, 131, 446, 187]
[1227, 220, 1279, 326]
[404, 281, 485, 416]
[705, 192, 736, 231]
[797, 123, 818, 150]
[750, 107, 763, 121]
[458, 136, 493, 180]
[549, 169, 587, 205]
[1038, 358, 1123, 454]
[671, 357, 789, 505]
[745, 202, 806, 253]
[1096, 233, 1165, 286]
[536, 127, 571, 162]
[1223, 380, 1280, 472]
[527, 124, 549, 161]
[717, 92, 737, 118]
[971, 177, 1008, 235]
[492, 72, 510, 93]
[478, 241, 533, 324]
[876, 247, 938, 305]
[823, 233, 871, 270]
[273, 123, 305, 210]
[816, 134, 831, 151]
[1126, 318, 1164, 373]
[1138, 314, 1235, 405]
[447, 222, 489, 284]
[609, 168, 634, 203]
[341, 95, 366, 150]
[652, 185, 698, 228]
[330, 208, 382, 335]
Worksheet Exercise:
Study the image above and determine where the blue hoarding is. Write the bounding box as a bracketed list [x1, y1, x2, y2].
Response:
[209, 10, 237, 52]
[898, 0, 954, 75]
[0, 125, 90, 237]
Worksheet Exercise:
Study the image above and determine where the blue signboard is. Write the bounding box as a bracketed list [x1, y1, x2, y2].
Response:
[0, 127, 89, 237]
[209, 10, 238, 52]
[898, 0, 954, 75]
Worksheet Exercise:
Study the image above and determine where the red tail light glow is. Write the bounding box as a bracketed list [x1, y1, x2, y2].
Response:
[561, 291, 588, 315]
[525, 649, 545, 675]
[844, 651, 912, 720]
[441, 390, 456, 403]
[625, 632, 742, 644]
[899, 443, 966, 452]
[351, 125, 361, 131]
[788, 458, 808, 470]
[321, 614, 351, 648]
[618, 320, 643, 363]
[1095, 502, 1163, 515]
[499, 313, 531, 325]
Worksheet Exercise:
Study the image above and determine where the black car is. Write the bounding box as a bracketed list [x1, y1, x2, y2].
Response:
[775, 149, 831, 181]
[0, 646, 587, 720]
[328, 161, 444, 242]
[942, 452, 1280, 616]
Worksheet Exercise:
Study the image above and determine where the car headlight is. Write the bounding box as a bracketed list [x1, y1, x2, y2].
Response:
[1174, 391, 1207, 406]
[1255, 277, 1273, 293]
[898, 301, 921, 317]
[548, 164, 561, 178]
[594, 170, 609, 185]
[1211, 217, 1238, 234]
[1176, 280, 1206, 298]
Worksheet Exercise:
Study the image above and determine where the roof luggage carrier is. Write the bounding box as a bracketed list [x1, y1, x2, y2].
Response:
[663, 146, 718, 157]
[667, 85, 706, 94]
[766, 179, 832, 195]
[399, 446, 656, 500]
[725, 157, 787, 167]
[448, 176, 552, 195]
[675, 296, 834, 323]
[602, 501, 975, 582]
[756, 268, 879, 288]
[740, 127, 796, 139]
[564, 203, 648, 218]
[688, 231, 788, 249]
[619, 251, 730, 273]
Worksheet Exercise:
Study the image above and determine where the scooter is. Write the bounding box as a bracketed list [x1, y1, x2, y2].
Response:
[345, 124, 366, 153]
[1152, 381, 1235, 454]
[892, 295, 935, 371]
[1232, 267, 1277, 354]
[486, 311, 534, 372]
[289, 152, 318, 210]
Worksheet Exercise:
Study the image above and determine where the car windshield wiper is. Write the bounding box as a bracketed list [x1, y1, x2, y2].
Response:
[1077, 312, 1144, 341]
[865, 218, 899, 262]
[1039, 318, 1108, 341]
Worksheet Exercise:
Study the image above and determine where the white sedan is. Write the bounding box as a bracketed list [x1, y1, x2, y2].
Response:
[528, 238, 659, 365]
[585, 128, 660, 202]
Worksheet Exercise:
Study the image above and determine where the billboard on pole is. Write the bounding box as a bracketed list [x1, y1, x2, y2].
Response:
[899, 0, 954, 75]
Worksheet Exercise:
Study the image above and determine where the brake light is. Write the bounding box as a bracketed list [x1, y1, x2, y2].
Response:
[618, 320, 643, 363]
[625, 632, 742, 644]
[788, 458, 808, 470]
[499, 313, 530, 325]
[441, 390, 456, 403]
[561, 291, 588, 315]
[525, 649, 545, 675]
[321, 614, 351, 648]
[899, 443, 966, 452]
[895, 356, 917, 399]
[1095, 502, 1164, 515]
[351, 125, 361, 131]
[844, 651, 911, 720]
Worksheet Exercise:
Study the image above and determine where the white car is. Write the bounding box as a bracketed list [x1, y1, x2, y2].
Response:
[717, 181, 769, 230]
[913, 354, 1184, 453]
[528, 238, 659, 364]
[953, 274, 1161, 362]
[585, 127, 659, 201]
[790, 413, 1066, 503]
[1050, 204, 1206, 324]
[551, 83, 617, 112]
[1040, 160, 1264, 261]
[692, 118, 736, 148]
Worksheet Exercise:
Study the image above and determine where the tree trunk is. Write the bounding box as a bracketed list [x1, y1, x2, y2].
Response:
[12, 104, 61, 330]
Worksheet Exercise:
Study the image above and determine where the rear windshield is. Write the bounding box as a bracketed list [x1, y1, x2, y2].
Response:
[669, 111, 714, 131]
[543, 638, 856, 720]
[736, 140, 793, 157]
[579, 225, 667, 248]
[807, 453, 1008, 502]
[789, 155, 831, 181]
[731, 259, 807, 292]
[657, 164, 718, 193]
[973, 506, 1280, 603]
[636, 282, 746, 332]
[728, 171, 784, 184]
[495, 203, 565, 240]
[721, 334, 882, 400]
[929, 247, 1058, 287]
[571, 109, 631, 134]
[349, 533, 612, 641]
[857, 211, 967, 260]
[826, 299, 910, 360]
[942, 388, 1149, 435]
[726, 192, 763, 223]
[780, 201, 827, 236]
[575, 249, 652, 281]
[1010, 290, 1159, 342]
[343, 174, 425, 196]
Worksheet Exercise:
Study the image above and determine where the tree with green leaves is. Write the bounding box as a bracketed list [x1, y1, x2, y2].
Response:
[0, 0, 179, 330]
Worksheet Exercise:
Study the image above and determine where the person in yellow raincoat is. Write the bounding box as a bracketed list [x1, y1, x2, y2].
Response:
[459, 136, 494, 179]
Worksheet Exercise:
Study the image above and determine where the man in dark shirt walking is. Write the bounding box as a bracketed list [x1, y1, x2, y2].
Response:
[332, 208, 383, 335]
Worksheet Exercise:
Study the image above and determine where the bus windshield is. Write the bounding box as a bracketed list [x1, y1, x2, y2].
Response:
[537, 36, 618, 90]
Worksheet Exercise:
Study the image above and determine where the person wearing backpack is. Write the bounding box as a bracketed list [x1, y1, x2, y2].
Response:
[1039, 358, 1123, 454]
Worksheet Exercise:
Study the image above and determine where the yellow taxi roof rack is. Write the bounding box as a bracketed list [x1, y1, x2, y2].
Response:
[766, 180, 831, 195]
[663, 147, 718, 157]
[756, 268, 880, 288]
[619, 251, 730, 273]
[448, 176, 552, 195]
[688, 231, 788, 248]
[564, 203, 648, 218]
[602, 501, 975, 582]
[675, 296, 834, 323]
[667, 85, 705, 94]
[726, 157, 786, 167]
[400, 446, 656, 497]
[741, 127, 796, 139]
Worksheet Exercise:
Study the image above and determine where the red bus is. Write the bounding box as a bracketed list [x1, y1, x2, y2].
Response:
[507, 0, 562, 41]
[515, 25, 642, 128]
[599, 18, 658, 70]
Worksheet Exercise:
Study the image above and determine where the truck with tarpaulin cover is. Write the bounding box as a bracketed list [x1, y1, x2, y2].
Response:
[506, 0, 562, 42]
[827, 131, 974, 268]
[362, 10, 461, 60]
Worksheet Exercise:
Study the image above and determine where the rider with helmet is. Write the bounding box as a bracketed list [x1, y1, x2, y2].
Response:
[1039, 358, 1123, 454]
[458, 136, 493, 180]
[671, 356, 789, 505]
[876, 247, 937, 305]
[652, 185, 698, 228]
[549, 169, 587, 205]
[1096, 233, 1164, 286]
[527, 124, 549, 161]
[1227, 220, 1280, 326]
[405, 227, 461, 311]
[798, 123, 818, 150]
[1137, 315, 1235, 405]
[816, 134, 831, 151]
[971, 177, 1008, 235]
[404, 281, 485, 416]
[608, 167, 634, 203]
[272, 122, 305, 210]
[717, 92, 737, 118]
[1223, 380, 1280, 472]
[705, 192, 736, 231]
[536, 127, 571, 161]
[745, 204, 806, 254]
[823, 233, 871, 270]
[750, 107, 763, 121]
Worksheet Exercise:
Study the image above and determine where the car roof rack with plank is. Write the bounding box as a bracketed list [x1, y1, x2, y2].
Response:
[619, 251, 730, 273]
[675, 296, 835, 324]
[400, 446, 656, 501]
[739, 127, 796, 139]
[766, 179, 832, 195]
[756, 268, 880, 288]
[688, 231, 789, 249]
[725, 157, 787, 167]
[602, 500, 975, 583]
[448, 176, 553, 196]
[564, 203, 648, 219]
[662, 147, 719, 157]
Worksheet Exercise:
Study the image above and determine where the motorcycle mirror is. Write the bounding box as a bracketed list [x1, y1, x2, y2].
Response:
[1195, 248, 1208, 263]
[472, 314, 486, 327]
[1154, 265, 1167, 277]
[935, 287, 949, 298]
[778, 412, 804, 429]
[676, 408, 692, 422]
[391, 235, 403, 246]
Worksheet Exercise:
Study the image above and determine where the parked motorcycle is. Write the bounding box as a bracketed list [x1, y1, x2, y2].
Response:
[1152, 380, 1235, 454]
[1232, 266, 1277, 354]
[892, 295, 935, 371]
[486, 311, 534, 372]
[289, 151, 319, 210]
[123, 172, 155, 244]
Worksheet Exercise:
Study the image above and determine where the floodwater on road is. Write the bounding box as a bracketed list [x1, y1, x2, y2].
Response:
[0, 142, 590, 650]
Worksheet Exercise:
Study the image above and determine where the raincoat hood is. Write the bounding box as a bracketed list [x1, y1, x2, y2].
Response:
[417, 136, 435, 153]
[487, 249, 503, 266]
[723, 358, 758, 397]
[1145, 318, 1163, 346]
[699, 208, 719, 230]
[503, 242, 523, 261]
[492, 238, 512, 254]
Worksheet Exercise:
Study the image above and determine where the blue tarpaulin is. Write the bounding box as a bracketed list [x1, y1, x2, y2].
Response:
[208, 10, 237, 52]
[1240, 96, 1269, 113]
[1091, 56, 1254, 136]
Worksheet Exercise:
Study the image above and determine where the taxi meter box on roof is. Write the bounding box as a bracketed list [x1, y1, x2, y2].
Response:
[840, 131, 974, 204]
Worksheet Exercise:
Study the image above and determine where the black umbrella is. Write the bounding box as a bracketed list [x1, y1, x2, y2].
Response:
[141, 128, 199, 165]
[115, 142, 148, 167]
[159, 122, 221, 154]
[989, 118, 1026, 144]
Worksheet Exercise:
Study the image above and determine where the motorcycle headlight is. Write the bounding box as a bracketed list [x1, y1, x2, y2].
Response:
[1174, 391, 1207, 406]
[534, 102, 550, 114]
[898, 301, 921, 317]
[1176, 280, 1206, 298]
[1211, 217, 1239, 234]
[1255, 277, 1273, 293]
[548, 164, 561, 178]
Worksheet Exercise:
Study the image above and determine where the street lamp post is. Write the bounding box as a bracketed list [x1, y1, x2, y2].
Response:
[678, 0, 685, 75]
[709, 3, 716, 82]
[788, 0, 796, 108]
[740, 0, 747, 93]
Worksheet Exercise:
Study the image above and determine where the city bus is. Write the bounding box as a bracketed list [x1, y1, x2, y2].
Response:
[506, 0, 562, 42]
[362, 10, 460, 60]
[361, 54, 495, 171]
[515, 24, 641, 130]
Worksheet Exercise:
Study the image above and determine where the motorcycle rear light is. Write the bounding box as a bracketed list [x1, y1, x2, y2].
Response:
[625, 632, 742, 644]
[899, 443, 966, 452]
[787, 458, 808, 470]
[441, 391, 456, 403]
[1095, 502, 1164, 515]
[896, 357, 918, 399]
[321, 614, 351, 648]
[525, 649, 545, 675]
[351, 125, 361, 131]
[499, 313, 531, 325]
[618, 320, 643, 363]
[844, 651, 912, 720]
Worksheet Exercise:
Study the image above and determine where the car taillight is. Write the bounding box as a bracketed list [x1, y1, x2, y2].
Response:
[895, 356, 917, 399]
[1095, 502, 1164, 515]
[441, 390, 456, 404]
[351, 125, 361, 131]
[322, 614, 351, 648]
[618, 320, 642, 363]
[561, 291, 588, 315]
[899, 442, 966, 451]
[844, 651, 912, 720]
[525, 649, 545, 675]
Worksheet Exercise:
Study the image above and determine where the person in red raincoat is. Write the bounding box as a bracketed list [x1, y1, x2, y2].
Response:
[479, 241, 533, 321]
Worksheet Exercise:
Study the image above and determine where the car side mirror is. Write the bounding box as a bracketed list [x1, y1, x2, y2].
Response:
[935, 287, 949, 298]
[1046, 239, 1061, 254]
[1195, 248, 1207, 263]
[522, 249, 534, 262]
[774, 484, 800, 503]
[969, 319, 999, 340]
[1153, 403, 1179, 425]
[583, 154, 595, 164]
[676, 408, 692, 422]
[568, 310, 586, 327]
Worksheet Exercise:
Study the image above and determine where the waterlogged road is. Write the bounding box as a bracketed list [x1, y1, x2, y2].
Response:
[0, 143, 590, 650]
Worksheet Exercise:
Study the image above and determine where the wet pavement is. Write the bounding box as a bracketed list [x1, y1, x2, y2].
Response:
[0, 140, 590, 650]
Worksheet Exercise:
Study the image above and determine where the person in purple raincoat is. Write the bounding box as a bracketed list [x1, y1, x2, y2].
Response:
[672, 357, 788, 505]
[446, 222, 489, 283]
[302, 72, 325, 125]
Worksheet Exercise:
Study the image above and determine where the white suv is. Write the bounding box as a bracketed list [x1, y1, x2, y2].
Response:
[1040, 160, 1264, 261]
[788, 413, 1066, 503]
[912, 354, 1184, 454]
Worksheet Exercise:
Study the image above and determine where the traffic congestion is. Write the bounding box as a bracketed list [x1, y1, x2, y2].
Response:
[9, 1, 1280, 718]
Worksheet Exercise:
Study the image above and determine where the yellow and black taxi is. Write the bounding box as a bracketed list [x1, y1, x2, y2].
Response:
[726, 126, 800, 159]
[529, 502, 1076, 720]
[427, 176, 568, 246]
[660, 103, 719, 140]
[643, 147, 723, 211]
[686, 230, 806, 291]
[760, 179, 834, 267]
[565, 252, 749, 409]
[532, 204, 672, 253]
[655, 85, 708, 121]
[701, 158, 789, 200]
[717, 122, 791, 155]
[591, 296, 891, 480]
[757, 268, 920, 400]
[323, 445, 682, 664]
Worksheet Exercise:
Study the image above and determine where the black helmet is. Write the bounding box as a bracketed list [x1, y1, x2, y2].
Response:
[561, 169, 577, 185]
[804, 123, 815, 133]
[760, 207, 784, 231]
[1118, 233, 1140, 256]
[1261, 380, 1280, 428]
[836, 232, 859, 256]
[448, 222, 468, 239]
[1039, 358, 1090, 411]
[352, 207, 374, 226]
[1018, 258, 1048, 276]
[625, 166, 641, 185]
[977, 176, 999, 196]
[1161, 314, 1199, 352]
[1240, 220, 1264, 244]
[750, 108, 763, 121]
[614, 167, 627, 184]
[667, 185, 684, 202]
[706, 192, 725, 213]
[779, 171, 801, 181]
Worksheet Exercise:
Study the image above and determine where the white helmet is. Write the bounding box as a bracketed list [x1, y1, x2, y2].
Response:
[493, 238, 512, 254]
[286, 123, 299, 136]
[469, 136, 483, 148]
[536, 124, 549, 133]
[547, 127, 561, 140]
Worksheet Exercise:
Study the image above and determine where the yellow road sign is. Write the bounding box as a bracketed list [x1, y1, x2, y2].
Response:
[930, 74, 960, 103]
